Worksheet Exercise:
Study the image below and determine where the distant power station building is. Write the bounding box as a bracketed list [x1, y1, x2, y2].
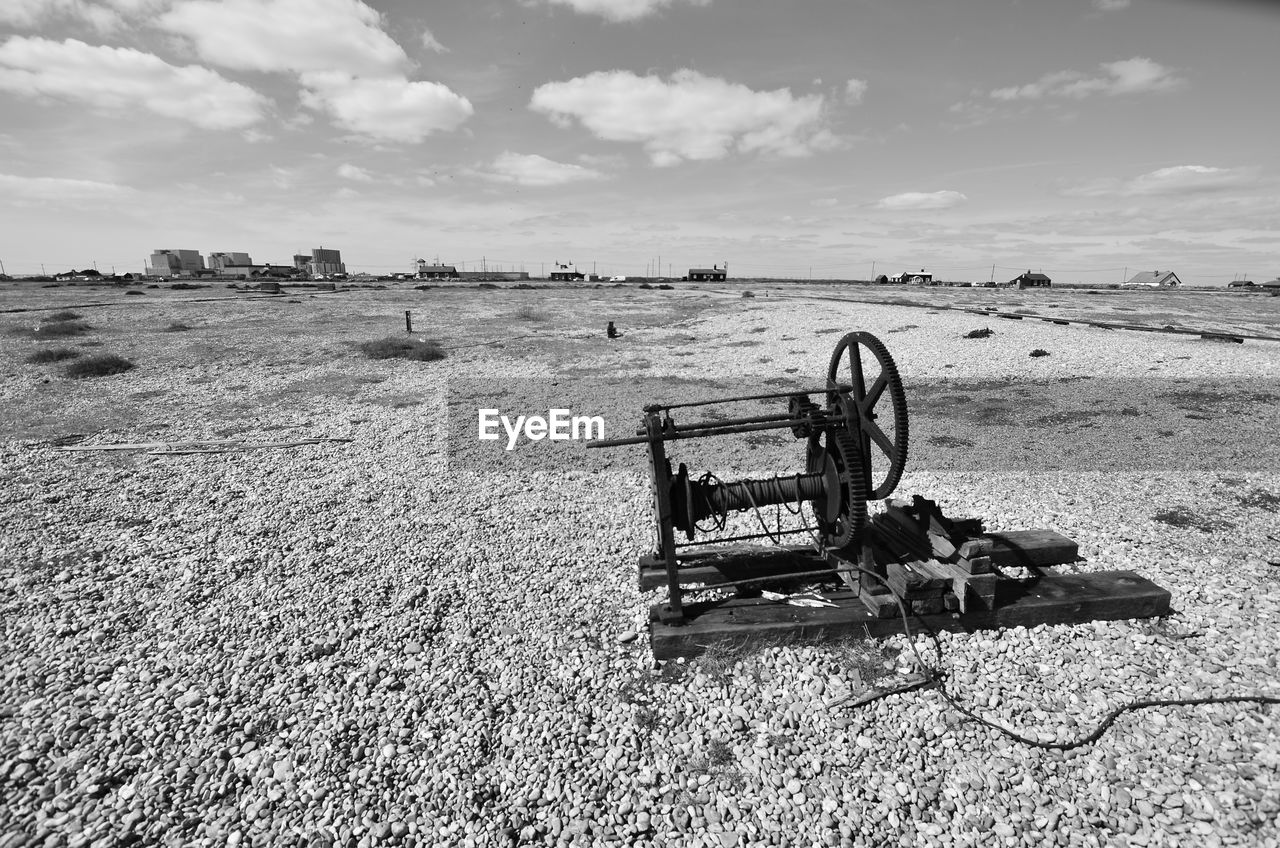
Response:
[145, 249, 204, 277]
[308, 247, 346, 276]
[289, 248, 347, 277]
[208, 252, 253, 271]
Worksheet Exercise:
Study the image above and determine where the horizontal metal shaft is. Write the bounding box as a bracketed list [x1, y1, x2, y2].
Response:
[588, 414, 847, 449]
[644, 384, 853, 412]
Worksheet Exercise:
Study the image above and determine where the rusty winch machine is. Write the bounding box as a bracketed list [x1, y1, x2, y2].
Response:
[592, 331, 1170, 659]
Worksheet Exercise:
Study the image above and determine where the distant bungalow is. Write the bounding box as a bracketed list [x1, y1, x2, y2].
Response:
[416, 262, 458, 280]
[889, 269, 932, 284]
[550, 262, 585, 281]
[1011, 271, 1051, 289]
[688, 265, 727, 282]
[1123, 270, 1181, 288]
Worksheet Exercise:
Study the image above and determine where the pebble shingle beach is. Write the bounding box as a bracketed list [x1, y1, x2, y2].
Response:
[2, 283, 1278, 848]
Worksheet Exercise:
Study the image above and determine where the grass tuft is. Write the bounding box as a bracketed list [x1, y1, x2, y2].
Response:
[164, 321, 195, 332]
[513, 304, 549, 322]
[17, 320, 93, 338]
[1237, 488, 1280, 512]
[25, 347, 82, 364]
[358, 336, 446, 361]
[1029, 348, 1050, 357]
[964, 328, 993, 339]
[1152, 507, 1232, 533]
[65, 354, 135, 378]
[47, 310, 83, 322]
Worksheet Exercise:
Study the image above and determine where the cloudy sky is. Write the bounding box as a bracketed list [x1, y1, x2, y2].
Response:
[1, 0, 1277, 283]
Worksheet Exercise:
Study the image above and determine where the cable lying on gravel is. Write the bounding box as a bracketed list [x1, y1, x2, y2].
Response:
[849, 567, 1280, 752]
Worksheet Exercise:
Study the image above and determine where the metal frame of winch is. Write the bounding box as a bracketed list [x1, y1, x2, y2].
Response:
[590, 331, 909, 624]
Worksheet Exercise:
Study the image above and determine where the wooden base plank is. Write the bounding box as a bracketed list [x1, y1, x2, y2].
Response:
[649, 570, 1171, 660]
[638, 529, 1079, 591]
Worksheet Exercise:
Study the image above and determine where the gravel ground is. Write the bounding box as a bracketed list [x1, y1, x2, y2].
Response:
[2, 282, 1278, 848]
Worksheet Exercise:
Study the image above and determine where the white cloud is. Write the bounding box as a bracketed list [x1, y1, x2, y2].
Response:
[0, 37, 269, 129]
[530, 69, 838, 166]
[159, 0, 406, 77]
[811, 197, 839, 207]
[1, 0, 104, 29]
[480, 152, 606, 187]
[337, 163, 374, 181]
[844, 78, 868, 105]
[1064, 165, 1254, 197]
[1092, 0, 1130, 10]
[1129, 165, 1249, 194]
[536, 0, 710, 22]
[876, 191, 967, 211]
[159, 0, 472, 143]
[299, 72, 473, 143]
[991, 57, 1182, 100]
[421, 27, 448, 53]
[0, 172, 136, 200]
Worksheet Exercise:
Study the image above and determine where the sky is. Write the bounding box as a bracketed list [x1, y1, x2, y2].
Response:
[1, 0, 1278, 284]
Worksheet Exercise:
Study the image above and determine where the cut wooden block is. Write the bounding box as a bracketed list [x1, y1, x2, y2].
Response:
[984, 530, 1079, 567]
[887, 561, 946, 597]
[911, 597, 946, 615]
[859, 590, 899, 619]
[912, 559, 997, 613]
[964, 574, 999, 610]
[928, 531, 958, 561]
[955, 555, 993, 575]
[958, 538, 994, 559]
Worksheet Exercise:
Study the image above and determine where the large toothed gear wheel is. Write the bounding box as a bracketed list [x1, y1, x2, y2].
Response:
[827, 331, 909, 500]
[805, 423, 866, 550]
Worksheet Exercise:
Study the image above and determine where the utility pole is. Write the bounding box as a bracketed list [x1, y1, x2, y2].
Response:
[0, 259, 5, 276]
[1122, 266, 1127, 284]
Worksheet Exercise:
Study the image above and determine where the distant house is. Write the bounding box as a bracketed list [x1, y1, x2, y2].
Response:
[1262, 279, 1280, 290]
[889, 270, 932, 285]
[1228, 280, 1255, 289]
[874, 274, 889, 284]
[1124, 270, 1181, 288]
[688, 266, 727, 282]
[549, 262, 585, 281]
[1012, 271, 1051, 289]
[416, 264, 458, 279]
